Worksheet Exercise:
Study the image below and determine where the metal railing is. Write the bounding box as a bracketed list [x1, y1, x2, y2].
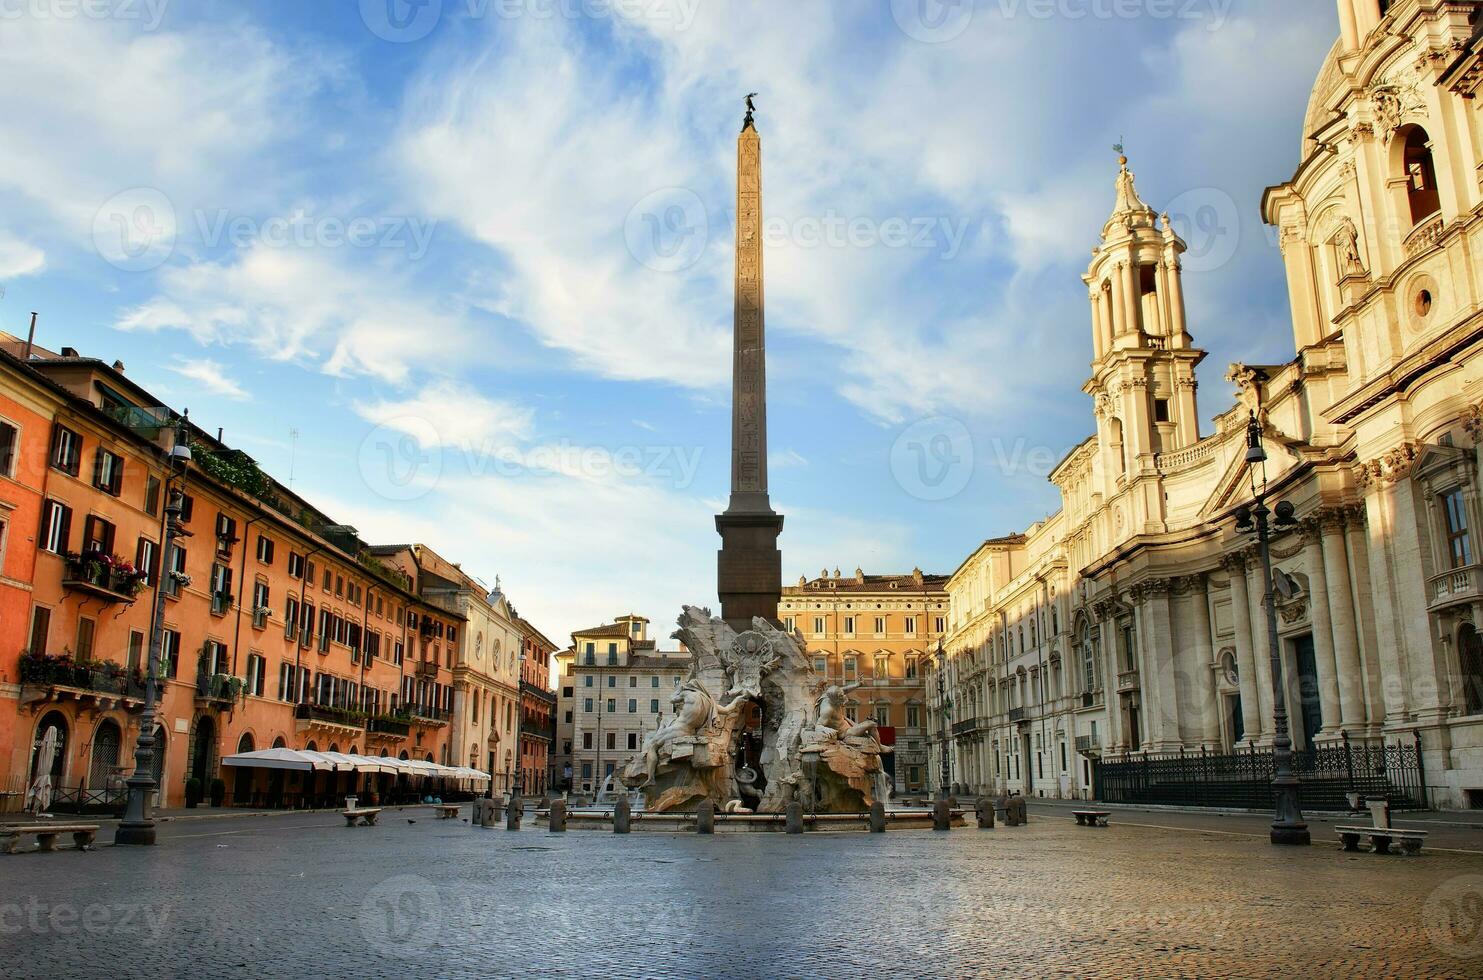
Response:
[19, 653, 146, 699]
[1092, 734, 1427, 811]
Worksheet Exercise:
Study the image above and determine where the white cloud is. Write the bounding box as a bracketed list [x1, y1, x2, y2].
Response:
[168, 357, 249, 401]
[116, 245, 476, 385]
[769, 449, 808, 469]
[355, 381, 534, 450]
[0, 234, 45, 279]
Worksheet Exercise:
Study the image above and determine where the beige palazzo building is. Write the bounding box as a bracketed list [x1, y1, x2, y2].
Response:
[932, 0, 1483, 810]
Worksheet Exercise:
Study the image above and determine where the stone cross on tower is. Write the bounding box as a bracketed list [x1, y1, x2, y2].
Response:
[716, 95, 784, 631]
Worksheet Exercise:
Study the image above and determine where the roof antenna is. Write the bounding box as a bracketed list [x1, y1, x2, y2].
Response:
[23, 312, 36, 362]
[288, 427, 300, 490]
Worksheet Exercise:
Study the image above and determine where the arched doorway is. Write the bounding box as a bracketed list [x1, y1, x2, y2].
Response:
[188, 715, 217, 790]
[234, 733, 256, 804]
[88, 720, 123, 795]
[31, 712, 68, 784]
[150, 726, 167, 807]
[268, 735, 287, 808]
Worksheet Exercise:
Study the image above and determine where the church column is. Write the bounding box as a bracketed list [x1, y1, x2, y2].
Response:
[1244, 550, 1277, 741]
[1152, 255, 1172, 339]
[1319, 510, 1365, 732]
[1109, 267, 1128, 339]
[1302, 519, 1343, 740]
[1224, 554, 1263, 742]
[1141, 580, 1180, 751]
[1187, 574, 1221, 749]
[1121, 260, 1141, 336]
[1344, 506, 1385, 733]
[1361, 476, 1412, 724]
[1090, 287, 1110, 359]
[1164, 249, 1188, 342]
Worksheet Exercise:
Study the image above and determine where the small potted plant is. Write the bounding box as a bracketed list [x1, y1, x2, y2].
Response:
[209, 777, 227, 808]
[185, 777, 202, 809]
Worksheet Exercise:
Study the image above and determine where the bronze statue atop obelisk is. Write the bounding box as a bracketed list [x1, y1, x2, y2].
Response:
[716, 94, 783, 631]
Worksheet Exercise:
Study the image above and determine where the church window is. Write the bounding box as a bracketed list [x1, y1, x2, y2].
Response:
[1154, 398, 1170, 423]
[1443, 489, 1473, 569]
[1399, 125, 1441, 226]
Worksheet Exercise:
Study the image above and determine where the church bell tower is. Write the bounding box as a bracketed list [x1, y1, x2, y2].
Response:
[1082, 151, 1205, 517]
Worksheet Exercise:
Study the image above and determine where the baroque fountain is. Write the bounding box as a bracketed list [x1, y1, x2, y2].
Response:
[619, 607, 890, 815]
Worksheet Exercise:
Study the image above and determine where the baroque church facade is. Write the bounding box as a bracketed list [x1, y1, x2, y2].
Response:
[930, 0, 1483, 811]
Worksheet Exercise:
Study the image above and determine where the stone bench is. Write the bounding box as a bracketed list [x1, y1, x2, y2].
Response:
[433, 804, 461, 819]
[1073, 810, 1111, 827]
[1335, 825, 1428, 856]
[342, 808, 382, 827]
[1, 823, 99, 854]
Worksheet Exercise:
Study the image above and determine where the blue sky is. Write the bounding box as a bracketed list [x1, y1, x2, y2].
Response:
[0, 0, 1338, 643]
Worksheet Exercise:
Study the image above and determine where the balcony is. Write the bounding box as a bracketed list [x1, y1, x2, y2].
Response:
[1080, 689, 1105, 709]
[408, 705, 450, 727]
[951, 717, 981, 736]
[293, 702, 366, 736]
[19, 653, 145, 712]
[366, 714, 412, 739]
[1009, 706, 1028, 725]
[1428, 563, 1483, 612]
[195, 672, 245, 707]
[1075, 734, 1101, 755]
[1117, 670, 1140, 693]
[62, 553, 147, 605]
[210, 592, 232, 616]
[414, 660, 440, 679]
[1403, 212, 1445, 259]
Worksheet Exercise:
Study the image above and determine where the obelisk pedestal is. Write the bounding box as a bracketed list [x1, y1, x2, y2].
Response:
[716, 106, 783, 632]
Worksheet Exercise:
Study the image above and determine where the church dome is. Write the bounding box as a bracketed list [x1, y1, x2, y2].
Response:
[1301, 39, 1348, 159]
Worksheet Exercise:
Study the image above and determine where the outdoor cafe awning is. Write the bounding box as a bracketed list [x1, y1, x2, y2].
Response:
[223, 749, 490, 782]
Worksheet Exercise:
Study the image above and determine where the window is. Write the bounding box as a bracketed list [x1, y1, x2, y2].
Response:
[1154, 398, 1171, 424]
[203, 639, 229, 676]
[215, 513, 238, 554]
[40, 500, 71, 554]
[164, 545, 186, 597]
[628, 675, 637, 688]
[135, 538, 159, 586]
[1460, 624, 1483, 716]
[813, 617, 825, 635]
[74, 617, 95, 660]
[584, 675, 593, 688]
[651, 676, 659, 688]
[784, 616, 795, 632]
[605, 732, 616, 750]
[814, 657, 827, 674]
[628, 699, 637, 713]
[49, 424, 81, 475]
[1401, 125, 1441, 226]
[92, 449, 124, 495]
[906, 704, 922, 727]
[844, 657, 856, 680]
[161, 629, 181, 679]
[82, 515, 115, 554]
[584, 698, 593, 713]
[606, 698, 615, 713]
[582, 732, 593, 749]
[627, 733, 638, 751]
[256, 535, 275, 564]
[144, 475, 161, 516]
[27, 605, 50, 654]
[934, 616, 946, 634]
[904, 616, 916, 635]
[843, 616, 855, 635]
[0, 420, 16, 477]
[875, 656, 889, 678]
[252, 581, 271, 617]
[874, 616, 886, 635]
[650, 698, 659, 713]
[210, 563, 233, 610]
[905, 658, 918, 680]
[177, 493, 194, 523]
[607, 676, 616, 688]
[1443, 489, 1473, 569]
[873, 702, 889, 726]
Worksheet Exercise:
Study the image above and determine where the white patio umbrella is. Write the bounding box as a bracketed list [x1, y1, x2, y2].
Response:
[24, 728, 58, 814]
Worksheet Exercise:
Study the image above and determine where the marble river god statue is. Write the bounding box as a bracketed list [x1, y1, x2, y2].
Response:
[619, 606, 890, 814]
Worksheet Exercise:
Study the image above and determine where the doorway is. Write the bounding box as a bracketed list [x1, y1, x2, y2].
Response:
[1291, 634, 1322, 749]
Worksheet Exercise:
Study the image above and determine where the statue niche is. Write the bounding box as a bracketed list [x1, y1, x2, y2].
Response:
[619, 606, 890, 814]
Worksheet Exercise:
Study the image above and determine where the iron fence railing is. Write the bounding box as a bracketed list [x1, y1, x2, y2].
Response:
[1092, 733, 1428, 811]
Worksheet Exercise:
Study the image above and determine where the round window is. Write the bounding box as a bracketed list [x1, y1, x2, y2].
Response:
[1415, 289, 1434, 318]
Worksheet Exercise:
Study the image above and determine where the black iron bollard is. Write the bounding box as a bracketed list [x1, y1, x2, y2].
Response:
[785, 801, 804, 834]
[932, 797, 952, 832]
[506, 796, 522, 831]
[869, 800, 886, 833]
[613, 797, 631, 834]
[696, 800, 715, 835]
[548, 798, 567, 833]
[976, 797, 995, 829]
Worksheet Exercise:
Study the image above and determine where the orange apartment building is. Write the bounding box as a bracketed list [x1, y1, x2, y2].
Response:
[516, 616, 557, 795]
[780, 568, 949, 795]
[0, 335, 464, 811]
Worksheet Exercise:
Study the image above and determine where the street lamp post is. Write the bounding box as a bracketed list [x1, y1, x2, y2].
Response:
[512, 650, 526, 806]
[1235, 412, 1310, 846]
[116, 417, 192, 846]
[934, 641, 951, 801]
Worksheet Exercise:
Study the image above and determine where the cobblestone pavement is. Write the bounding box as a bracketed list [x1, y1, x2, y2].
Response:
[3, 808, 1482, 979]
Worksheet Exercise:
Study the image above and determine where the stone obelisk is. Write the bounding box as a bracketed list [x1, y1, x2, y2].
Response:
[716, 96, 783, 631]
